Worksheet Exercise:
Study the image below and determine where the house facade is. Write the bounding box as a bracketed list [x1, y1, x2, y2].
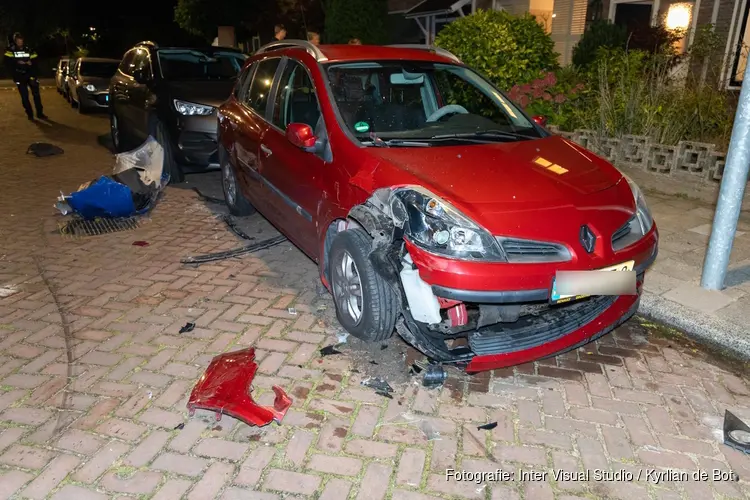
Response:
[388, 0, 750, 88]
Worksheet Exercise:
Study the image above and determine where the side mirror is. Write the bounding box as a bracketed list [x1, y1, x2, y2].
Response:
[286, 123, 317, 151]
[532, 115, 548, 128]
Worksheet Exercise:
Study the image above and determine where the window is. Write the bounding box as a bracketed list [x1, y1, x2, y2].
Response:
[234, 63, 255, 100]
[731, 2, 750, 85]
[272, 61, 321, 130]
[80, 61, 119, 79]
[325, 61, 538, 144]
[118, 51, 136, 76]
[157, 49, 247, 80]
[245, 58, 280, 114]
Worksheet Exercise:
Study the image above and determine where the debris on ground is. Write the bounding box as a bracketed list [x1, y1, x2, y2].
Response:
[27, 142, 63, 157]
[222, 214, 255, 241]
[361, 377, 393, 394]
[179, 322, 196, 334]
[337, 332, 349, 344]
[376, 390, 393, 399]
[422, 364, 447, 388]
[193, 187, 226, 205]
[320, 345, 342, 356]
[180, 235, 288, 265]
[55, 137, 166, 220]
[174, 422, 185, 430]
[724, 410, 750, 454]
[288, 307, 297, 316]
[132, 240, 149, 247]
[409, 363, 423, 375]
[187, 347, 292, 427]
[477, 422, 498, 431]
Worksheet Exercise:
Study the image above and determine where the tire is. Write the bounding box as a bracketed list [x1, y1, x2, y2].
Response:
[329, 229, 398, 342]
[220, 147, 255, 216]
[155, 121, 184, 184]
[110, 111, 125, 153]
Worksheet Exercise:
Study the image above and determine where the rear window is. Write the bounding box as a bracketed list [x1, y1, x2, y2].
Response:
[80, 62, 119, 79]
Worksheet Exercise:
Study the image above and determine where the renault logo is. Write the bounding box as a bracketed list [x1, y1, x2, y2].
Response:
[580, 225, 596, 253]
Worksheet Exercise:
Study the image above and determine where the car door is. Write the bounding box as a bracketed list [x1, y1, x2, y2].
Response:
[259, 58, 328, 257]
[129, 48, 155, 141]
[111, 50, 136, 129]
[233, 57, 283, 216]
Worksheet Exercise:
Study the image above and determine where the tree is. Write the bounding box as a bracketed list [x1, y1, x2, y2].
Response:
[324, 0, 387, 44]
[175, 0, 261, 42]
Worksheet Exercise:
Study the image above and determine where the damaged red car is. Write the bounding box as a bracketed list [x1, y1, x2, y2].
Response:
[217, 41, 659, 373]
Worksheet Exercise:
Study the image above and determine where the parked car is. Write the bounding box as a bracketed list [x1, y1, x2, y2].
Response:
[55, 57, 69, 94]
[217, 41, 660, 372]
[62, 58, 77, 101]
[67, 57, 120, 113]
[108, 41, 247, 183]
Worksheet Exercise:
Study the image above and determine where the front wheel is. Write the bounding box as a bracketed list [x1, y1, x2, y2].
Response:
[220, 148, 255, 216]
[155, 121, 184, 184]
[329, 229, 398, 342]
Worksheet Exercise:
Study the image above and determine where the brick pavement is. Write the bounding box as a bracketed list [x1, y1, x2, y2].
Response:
[0, 90, 749, 500]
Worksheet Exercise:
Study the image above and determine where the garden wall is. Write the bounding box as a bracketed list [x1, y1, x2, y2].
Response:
[546, 126, 750, 205]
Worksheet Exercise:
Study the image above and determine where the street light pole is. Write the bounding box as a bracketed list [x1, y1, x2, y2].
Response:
[701, 60, 750, 290]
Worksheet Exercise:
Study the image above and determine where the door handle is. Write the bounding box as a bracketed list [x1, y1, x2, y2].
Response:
[260, 144, 272, 157]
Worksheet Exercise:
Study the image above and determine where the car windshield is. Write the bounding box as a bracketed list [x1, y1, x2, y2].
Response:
[157, 49, 247, 81]
[325, 61, 540, 145]
[80, 61, 118, 78]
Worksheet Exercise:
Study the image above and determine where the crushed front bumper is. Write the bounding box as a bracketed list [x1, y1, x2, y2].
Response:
[393, 242, 657, 373]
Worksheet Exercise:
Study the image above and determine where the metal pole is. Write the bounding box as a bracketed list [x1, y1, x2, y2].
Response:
[701, 58, 750, 290]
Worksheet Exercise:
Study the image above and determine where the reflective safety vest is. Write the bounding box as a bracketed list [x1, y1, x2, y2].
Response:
[4, 45, 38, 78]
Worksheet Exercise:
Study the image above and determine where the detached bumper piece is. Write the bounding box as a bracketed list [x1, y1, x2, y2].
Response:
[187, 348, 292, 427]
[723, 410, 750, 455]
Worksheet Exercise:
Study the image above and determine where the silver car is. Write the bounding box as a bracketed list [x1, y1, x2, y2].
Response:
[55, 58, 70, 94]
[67, 57, 120, 113]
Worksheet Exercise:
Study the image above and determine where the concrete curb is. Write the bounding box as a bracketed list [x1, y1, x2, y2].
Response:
[639, 290, 750, 362]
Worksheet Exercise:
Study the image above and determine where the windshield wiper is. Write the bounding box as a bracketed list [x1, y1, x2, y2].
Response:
[431, 129, 536, 141]
[361, 139, 432, 148]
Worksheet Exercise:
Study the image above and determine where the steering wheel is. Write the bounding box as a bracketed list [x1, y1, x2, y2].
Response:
[426, 104, 469, 123]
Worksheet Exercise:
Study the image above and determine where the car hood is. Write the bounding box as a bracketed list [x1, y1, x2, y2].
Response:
[362, 135, 632, 239]
[165, 80, 235, 108]
[367, 136, 622, 204]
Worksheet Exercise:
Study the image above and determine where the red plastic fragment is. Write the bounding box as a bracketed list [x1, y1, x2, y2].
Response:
[132, 241, 149, 246]
[186, 348, 292, 427]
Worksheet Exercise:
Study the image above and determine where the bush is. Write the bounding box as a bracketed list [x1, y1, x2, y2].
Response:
[435, 10, 559, 91]
[324, 0, 388, 44]
[572, 21, 627, 69]
[508, 67, 588, 131]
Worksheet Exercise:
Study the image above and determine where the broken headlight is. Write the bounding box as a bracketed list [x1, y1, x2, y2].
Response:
[624, 176, 653, 234]
[390, 187, 506, 261]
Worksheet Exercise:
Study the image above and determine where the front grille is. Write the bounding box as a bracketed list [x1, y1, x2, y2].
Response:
[497, 237, 571, 263]
[469, 295, 617, 355]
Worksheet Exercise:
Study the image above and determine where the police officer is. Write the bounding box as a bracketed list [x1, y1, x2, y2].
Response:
[4, 32, 47, 120]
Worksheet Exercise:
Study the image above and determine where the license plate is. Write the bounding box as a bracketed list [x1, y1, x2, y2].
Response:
[550, 260, 635, 304]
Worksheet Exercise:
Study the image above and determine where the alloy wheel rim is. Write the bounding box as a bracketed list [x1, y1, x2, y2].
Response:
[332, 250, 364, 324]
[222, 163, 236, 207]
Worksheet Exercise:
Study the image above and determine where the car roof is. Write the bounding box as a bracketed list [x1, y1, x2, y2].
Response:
[78, 57, 120, 63]
[150, 46, 244, 54]
[255, 41, 461, 65]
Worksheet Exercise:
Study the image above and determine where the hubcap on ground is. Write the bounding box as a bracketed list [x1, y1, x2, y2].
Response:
[332, 250, 363, 324]
[222, 163, 237, 207]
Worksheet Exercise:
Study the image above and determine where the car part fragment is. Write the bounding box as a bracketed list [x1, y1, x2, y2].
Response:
[724, 410, 750, 455]
[180, 235, 287, 264]
[187, 348, 292, 426]
[422, 364, 447, 388]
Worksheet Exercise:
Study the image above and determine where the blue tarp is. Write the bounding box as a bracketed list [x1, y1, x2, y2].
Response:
[67, 176, 136, 220]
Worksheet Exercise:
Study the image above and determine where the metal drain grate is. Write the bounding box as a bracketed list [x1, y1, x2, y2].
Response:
[59, 217, 141, 238]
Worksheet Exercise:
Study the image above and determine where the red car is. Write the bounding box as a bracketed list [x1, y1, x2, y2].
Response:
[217, 41, 658, 373]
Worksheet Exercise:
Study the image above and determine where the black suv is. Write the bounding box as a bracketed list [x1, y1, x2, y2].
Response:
[108, 41, 247, 183]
